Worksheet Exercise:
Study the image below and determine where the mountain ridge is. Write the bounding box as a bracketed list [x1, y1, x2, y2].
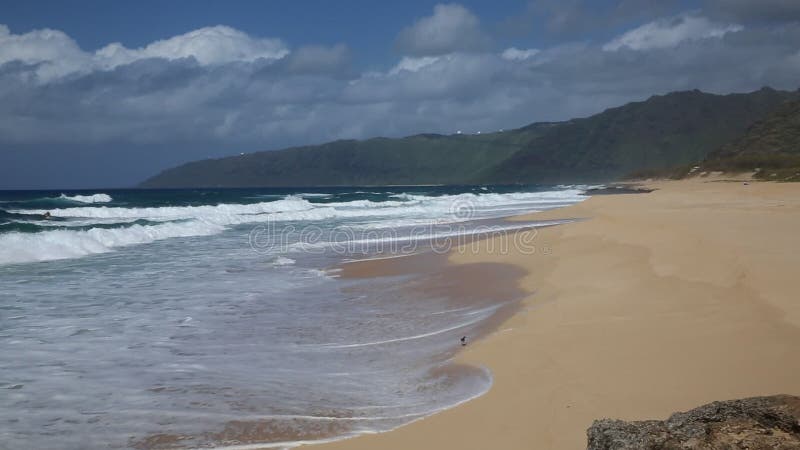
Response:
[140, 87, 799, 188]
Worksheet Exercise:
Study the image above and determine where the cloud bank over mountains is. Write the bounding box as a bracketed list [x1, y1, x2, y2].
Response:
[1, 1, 800, 187]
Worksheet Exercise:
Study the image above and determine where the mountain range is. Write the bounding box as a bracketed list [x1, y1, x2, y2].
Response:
[140, 87, 799, 188]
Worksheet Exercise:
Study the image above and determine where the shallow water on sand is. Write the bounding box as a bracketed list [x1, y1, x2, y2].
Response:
[0, 186, 585, 448]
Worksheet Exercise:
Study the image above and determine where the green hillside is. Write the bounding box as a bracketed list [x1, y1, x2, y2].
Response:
[140, 88, 798, 188]
[141, 124, 553, 187]
[486, 88, 797, 183]
[702, 98, 800, 180]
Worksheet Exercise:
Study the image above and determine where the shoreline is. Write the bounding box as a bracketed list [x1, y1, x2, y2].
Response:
[312, 176, 800, 449]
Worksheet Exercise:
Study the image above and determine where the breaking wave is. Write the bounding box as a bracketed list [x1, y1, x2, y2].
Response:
[57, 193, 113, 204]
[0, 220, 225, 265]
[0, 189, 585, 265]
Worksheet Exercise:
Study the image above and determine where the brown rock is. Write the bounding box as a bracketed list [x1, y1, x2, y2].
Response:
[587, 395, 800, 449]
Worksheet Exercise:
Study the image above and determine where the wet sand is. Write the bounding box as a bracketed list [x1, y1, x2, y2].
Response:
[339, 250, 530, 359]
[134, 245, 533, 449]
[314, 176, 800, 449]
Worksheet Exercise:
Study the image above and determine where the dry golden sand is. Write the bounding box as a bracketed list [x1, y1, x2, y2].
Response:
[313, 176, 800, 450]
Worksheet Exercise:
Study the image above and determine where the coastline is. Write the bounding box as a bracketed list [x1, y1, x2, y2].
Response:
[312, 176, 800, 449]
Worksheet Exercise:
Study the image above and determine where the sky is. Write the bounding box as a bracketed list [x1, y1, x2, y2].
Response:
[1, 0, 800, 188]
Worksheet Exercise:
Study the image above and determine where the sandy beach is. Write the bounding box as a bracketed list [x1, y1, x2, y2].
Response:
[316, 176, 800, 449]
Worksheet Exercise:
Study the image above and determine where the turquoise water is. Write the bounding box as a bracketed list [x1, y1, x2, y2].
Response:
[0, 185, 586, 449]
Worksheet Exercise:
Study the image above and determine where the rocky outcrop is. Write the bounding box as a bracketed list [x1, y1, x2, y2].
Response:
[587, 395, 800, 449]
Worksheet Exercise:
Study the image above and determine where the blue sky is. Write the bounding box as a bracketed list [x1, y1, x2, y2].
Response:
[1, 0, 799, 188]
[3, 0, 689, 68]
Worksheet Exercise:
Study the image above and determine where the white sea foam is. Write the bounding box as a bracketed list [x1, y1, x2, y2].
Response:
[19, 196, 315, 221]
[1, 188, 567, 448]
[17, 191, 583, 224]
[316, 305, 499, 349]
[58, 193, 113, 203]
[287, 219, 574, 253]
[1, 190, 585, 265]
[271, 256, 296, 266]
[0, 220, 224, 265]
[298, 193, 333, 198]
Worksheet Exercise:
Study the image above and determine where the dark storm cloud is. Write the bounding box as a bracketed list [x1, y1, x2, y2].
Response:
[706, 0, 800, 23]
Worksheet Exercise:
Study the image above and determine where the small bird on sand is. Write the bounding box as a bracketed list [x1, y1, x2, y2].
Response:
[460, 336, 467, 346]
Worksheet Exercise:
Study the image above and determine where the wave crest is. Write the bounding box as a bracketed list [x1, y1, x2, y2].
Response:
[58, 193, 113, 204]
[1, 190, 586, 265]
[0, 221, 224, 265]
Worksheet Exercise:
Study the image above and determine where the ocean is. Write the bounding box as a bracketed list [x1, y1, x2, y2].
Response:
[0, 185, 586, 449]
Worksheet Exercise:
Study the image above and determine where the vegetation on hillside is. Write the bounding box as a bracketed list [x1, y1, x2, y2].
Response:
[488, 88, 796, 183]
[703, 98, 800, 181]
[140, 88, 798, 188]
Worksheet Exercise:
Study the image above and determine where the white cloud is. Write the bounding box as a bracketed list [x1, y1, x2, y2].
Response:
[0, 24, 289, 81]
[501, 47, 540, 61]
[603, 14, 743, 51]
[389, 56, 441, 74]
[95, 26, 288, 68]
[395, 3, 489, 56]
[0, 24, 90, 79]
